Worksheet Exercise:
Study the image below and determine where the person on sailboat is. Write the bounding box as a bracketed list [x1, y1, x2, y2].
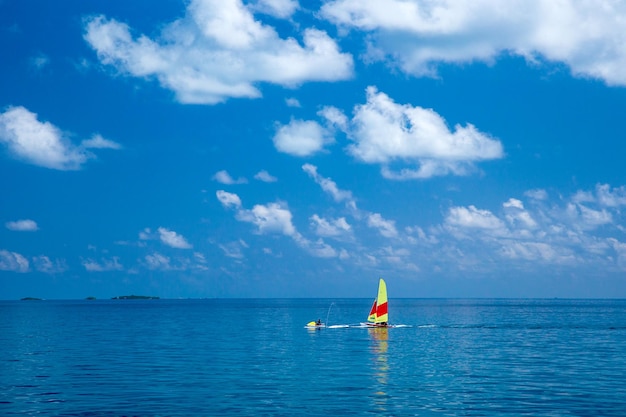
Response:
[316, 319, 322, 326]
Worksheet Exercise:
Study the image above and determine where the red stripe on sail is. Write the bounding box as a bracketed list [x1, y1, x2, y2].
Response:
[376, 301, 388, 316]
[369, 300, 377, 316]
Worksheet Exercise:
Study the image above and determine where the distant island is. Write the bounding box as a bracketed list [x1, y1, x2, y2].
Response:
[111, 295, 160, 300]
[85, 296, 97, 300]
[21, 297, 42, 301]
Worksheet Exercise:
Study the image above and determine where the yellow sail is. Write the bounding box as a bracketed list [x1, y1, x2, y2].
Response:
[374, 278, 388, 324]
[367, 299, 377, 322]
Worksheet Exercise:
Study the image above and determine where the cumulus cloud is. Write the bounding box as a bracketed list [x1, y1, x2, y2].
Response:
[503, 198, 524, 210]
[0, 250, 29, 273]
[320, 0, 626, 86]
[367, 213, 398, 238]
[273, 119, 334, 156]
[431, 182, 626, 268]
[0, 106, 120, 170]
[574, 184, 626, 208]
[249, 0, 299, 18]
[310, 214, 351, 237]
[217, 191, 339, 258]
[84, 0, 353, 104]
[346, 87, 503, 178]
[565, 203, 612, 231]
[292, 88, 502, 179]
[237, 202, 297, 236]
[0, 106, 91, 170]
[6, 219, 38, 232]
[503, 199, 537, 230]
[446, 205, 507, 232]
[158, 227, 192, 249]
[254, 170, 277, 182]
[318, 106, 349, 131]
[213, 170, 247, 184]
[217, 190, 242, 209]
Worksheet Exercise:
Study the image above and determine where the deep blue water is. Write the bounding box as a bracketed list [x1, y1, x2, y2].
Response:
[1, 298, 626, 416]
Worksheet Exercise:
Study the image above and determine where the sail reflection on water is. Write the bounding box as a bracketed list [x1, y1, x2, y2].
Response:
[369, 327, 389, 413]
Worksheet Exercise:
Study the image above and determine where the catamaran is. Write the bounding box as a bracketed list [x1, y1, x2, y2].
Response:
[365, 278, 390, 327]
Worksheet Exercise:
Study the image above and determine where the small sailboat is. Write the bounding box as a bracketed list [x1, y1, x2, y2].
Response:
[365, 278, 389, 327]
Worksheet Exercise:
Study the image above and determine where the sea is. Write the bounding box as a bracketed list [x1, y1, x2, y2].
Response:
[1, 298, 626, 416]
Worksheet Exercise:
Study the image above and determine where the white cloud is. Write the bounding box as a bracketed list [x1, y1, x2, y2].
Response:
[219, 241, 247, 259]
[82, 257, 123, 272]
[6, 219, 38, 232]
[285, 97, 301, 108]
[503, 198, 537, 230]
[445, 205, 507, 232]
[0, 106, 119, 170]
[237, 202, 297, 236]
[0, 250, 29, 273]
[581, 184, 626, 208]
[321, 0, 626, 86]
[216, 190, 242, 209]
[273, 119, 334, 156]
[254, 170, 277, 182]
[572, 190, 595, 204]
[566, 204, 613, 231]
[367, 213, 398, 238]
[500, 241, 568, 263]
[84, 0, 353, 104]
[0, 106, 91, 170]
[503, 198, 524, 210]
[310, 214, 351, 237]
[30, 52, 50, 71]
[380, 161, 474, 180]
[81, 134, 122, 149]
[144, 252, 173, 270]
[217, 192, 341, 258]
[304, 239, 338, 258]
[302, 163, 356, 208]
[193, 252, 210, 270]
[431, 183, 626, 269]
[504, 202, 537, 230]
[346, 87, 503, 178]
[525, 188, 548, 200]
[249, 0, 299, 19]
[158, 227, 192, 249]
[139, 227, 153, 240]
[33, 256, 67, 274]
[318, 106, 348, 131]
[213, 170, 247, 184]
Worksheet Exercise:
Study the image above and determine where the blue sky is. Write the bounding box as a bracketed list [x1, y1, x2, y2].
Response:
[2, 0, 626, 299]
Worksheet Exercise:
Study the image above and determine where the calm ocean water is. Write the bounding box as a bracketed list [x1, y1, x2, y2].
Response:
[1, 298, 626, 416]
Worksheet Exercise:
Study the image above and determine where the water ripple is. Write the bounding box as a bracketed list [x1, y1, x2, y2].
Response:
[1, 299, 626, 416]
